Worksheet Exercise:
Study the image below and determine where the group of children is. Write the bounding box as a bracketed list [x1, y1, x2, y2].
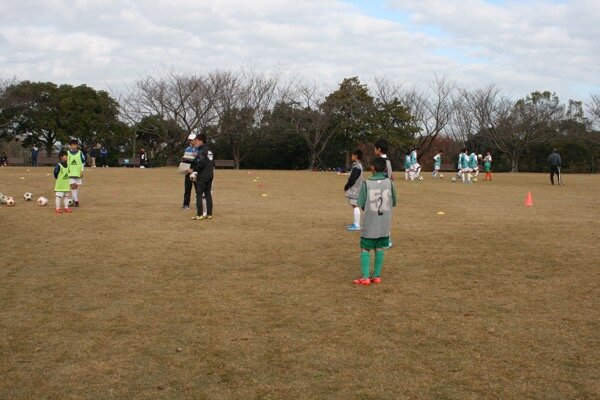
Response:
[344, 139, 396, 285]
[454, 148, 493, 183]
[343, 142, 494, 285]
[53, 139, 85, 213]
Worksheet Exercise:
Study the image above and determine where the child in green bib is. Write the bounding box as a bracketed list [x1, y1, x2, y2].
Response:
[53, 151, 72, 213]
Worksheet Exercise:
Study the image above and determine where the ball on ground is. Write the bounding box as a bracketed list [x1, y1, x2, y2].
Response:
[37, 196, 48, 206]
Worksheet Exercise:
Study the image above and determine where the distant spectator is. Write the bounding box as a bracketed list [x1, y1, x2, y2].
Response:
[547, 148, 563, 185]
[31, 145, 39, 167]
[0, 152, 7, 166]
[99, 146, 108, 167]
[139, 148, 147, 168]
[89, 146, 98, 168]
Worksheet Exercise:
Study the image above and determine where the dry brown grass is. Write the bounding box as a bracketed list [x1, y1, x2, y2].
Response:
[1, 167, 599, 399]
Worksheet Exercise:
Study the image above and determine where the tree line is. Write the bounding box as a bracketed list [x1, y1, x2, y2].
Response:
[1, 72, 599, 172]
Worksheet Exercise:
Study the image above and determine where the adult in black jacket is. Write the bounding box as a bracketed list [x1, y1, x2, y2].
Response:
[187, 134, 214, 220]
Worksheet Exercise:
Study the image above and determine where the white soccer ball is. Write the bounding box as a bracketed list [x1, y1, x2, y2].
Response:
[67, 198, 74, 207]
[439, 174, 444, 178]
[5, 196, 15, 206]
[418, 176, 424, 181]
[23, 192, 33, 201]
[472, 177, 478, 182]
[37, 196, 48, 206]
[451, 177, 457, 182]
[190, 171, 198, 182]
[478, 154, 483, 159]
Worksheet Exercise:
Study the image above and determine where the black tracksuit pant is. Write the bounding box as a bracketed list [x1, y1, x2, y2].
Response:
[194, 178, 213, 216]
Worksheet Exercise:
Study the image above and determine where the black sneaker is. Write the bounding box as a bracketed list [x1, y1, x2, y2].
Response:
[74, 201, 79, 207]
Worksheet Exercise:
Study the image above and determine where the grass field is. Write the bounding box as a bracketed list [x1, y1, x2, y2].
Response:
[1, 167, 599, 399]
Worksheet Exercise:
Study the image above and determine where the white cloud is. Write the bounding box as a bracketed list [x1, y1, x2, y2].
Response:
[0, 0, 597, 102]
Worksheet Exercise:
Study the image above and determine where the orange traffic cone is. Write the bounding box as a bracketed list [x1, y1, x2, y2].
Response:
[524, 191, 533, 207]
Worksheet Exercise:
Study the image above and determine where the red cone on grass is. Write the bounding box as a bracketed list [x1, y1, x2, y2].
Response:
[524, 191, 533, 207]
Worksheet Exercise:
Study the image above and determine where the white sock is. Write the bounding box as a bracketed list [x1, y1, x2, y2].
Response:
[72, 189, 78, 202]
[353, 207, 360, 227]
[202, 198, 207, 216]
[55, 195, 61, 209]
[64, 197, 70, 208]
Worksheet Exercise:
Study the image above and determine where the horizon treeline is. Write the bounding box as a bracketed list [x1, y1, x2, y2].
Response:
[1, 71, 599, 172]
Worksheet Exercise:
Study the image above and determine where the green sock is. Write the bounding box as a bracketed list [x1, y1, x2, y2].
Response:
[360, 251, 371, 279]
[373, 250, 385, 277]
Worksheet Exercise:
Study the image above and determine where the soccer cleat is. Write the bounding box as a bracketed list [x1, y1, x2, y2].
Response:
[353, 278, 371, 286]
[346, 224, 361, 231]
[65, 208, 73, 213]
[191, 215, 206, 220]
[370, 277, 382, 284]
[205, 215, 213, 219]
[55, 208, 62, 214]
[181, 205, 190, 210]
[74, 201, 79, 207]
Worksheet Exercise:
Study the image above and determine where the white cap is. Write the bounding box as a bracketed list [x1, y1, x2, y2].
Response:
[187, 133, 196, 140]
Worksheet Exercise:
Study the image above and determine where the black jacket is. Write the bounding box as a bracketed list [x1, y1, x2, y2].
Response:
[191, 145, 214, 181]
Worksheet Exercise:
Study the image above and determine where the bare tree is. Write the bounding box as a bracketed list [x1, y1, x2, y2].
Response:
[214, 69, 279, 168]
[588, 94, 600, 126]
[400, 76, 455, 159]
[286, 81, 335, 170]
[125, 70, 224, 163]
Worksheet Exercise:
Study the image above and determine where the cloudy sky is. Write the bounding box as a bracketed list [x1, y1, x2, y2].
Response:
[0, 0, 598, 101]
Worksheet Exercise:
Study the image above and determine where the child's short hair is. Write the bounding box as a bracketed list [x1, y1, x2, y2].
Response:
[374, 139, 389, 154]
[58, 150, 67, 158]
[438, 149, 444, 153]
[372, 157, 387, 173]
[352, 149, 363, 160]
[197, 133, 207, 143]
[69, 139, 78, 145]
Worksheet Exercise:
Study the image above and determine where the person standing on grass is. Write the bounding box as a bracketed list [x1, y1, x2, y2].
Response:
[432, 150, 443, 179]
[31, 144, 39, 167]
[547, 148, 563, 185]
[67, 139, 85, 207]
[483, 151, 493, 181]
[89, 146, 98, 168]
[139, 148, 147, 168]
[344, 149, 364, 231]
[403, 151, 411, 180]
[187, 134, 214, 220]
[181, 134, 198, 210]
[53, 151, 72, 214]
[353, 157, 397, 286]
[99, 146, 108, 167]
[409, 147, 421, 180]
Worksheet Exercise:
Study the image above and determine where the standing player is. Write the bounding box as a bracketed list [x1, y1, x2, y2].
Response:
[432, 150, 444, 179]
[344, 149, 364, 231]
[374, 139, 393, 181]
[353, 157, 397, 285]
[483, 151, 493, 181]
[469, 151, 479, 180]
[181, 133, 198, 210]
[403, 151, 411, 180]
[547, 148, 563, 185]
[188, 134, 214, 220]
[67, 139, 85, 207]
[409, 147, 421, 180]
[53, 151, 72, 213]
